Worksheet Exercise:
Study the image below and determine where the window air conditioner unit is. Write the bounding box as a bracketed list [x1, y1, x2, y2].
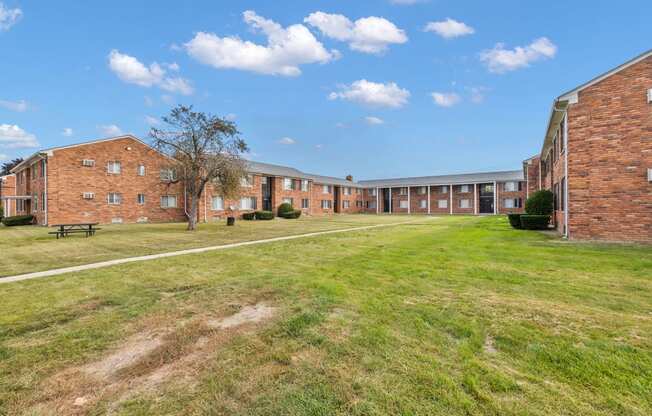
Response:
[82, 192, 95, 199]
[82, 159, 95, 167]
[648, 168, 652, 182]
[648, 89, 652, 104]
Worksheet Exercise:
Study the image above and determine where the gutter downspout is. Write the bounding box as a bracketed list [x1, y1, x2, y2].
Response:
[44, 156, 48, 226]
[563, 111, 569, 239]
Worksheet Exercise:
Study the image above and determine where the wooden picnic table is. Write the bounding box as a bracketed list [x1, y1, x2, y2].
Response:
[49, 223, 101, 239]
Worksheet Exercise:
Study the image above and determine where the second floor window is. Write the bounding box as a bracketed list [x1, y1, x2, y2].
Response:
[504, 181, 518, 192]
[137, 165, 146, 176]
[283, 177, 293, 190]
[160, 168, 176, 182]
[399, 187, 408, 195]
[301, 180, 309, 192]
[322, 185, 331, 194]
[241, 174, 254, 187]
[108, 192, 122, 205]
[460, 185, 470, 193]
[107, 161, 121, 174]
[418, 186, 427, 195]
[369, 188, 377, 196]
[441, 185, 448, 193]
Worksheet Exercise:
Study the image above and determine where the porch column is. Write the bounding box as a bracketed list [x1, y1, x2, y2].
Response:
[407, 186, 411, 214]
[474, 183, 478, 215]
[375, 187, 379, 214]
[389, 187, 392, 213]
[427, 185, 431, 214]
[493, 181, 497, 215]
[449, 184, 453, 215]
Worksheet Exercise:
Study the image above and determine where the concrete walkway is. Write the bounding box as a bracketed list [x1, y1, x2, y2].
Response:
[1, 218, 431, 284]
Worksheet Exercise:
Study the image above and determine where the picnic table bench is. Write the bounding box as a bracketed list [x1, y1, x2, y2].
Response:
[49, 223, 101, 239]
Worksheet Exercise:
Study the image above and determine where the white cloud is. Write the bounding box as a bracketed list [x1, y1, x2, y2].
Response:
[144, 116, 160, 126]
[0, 99, 28, 112]
[278, 137, 296, 145]
[108, 50, 194, 95]
[424, 18, 474, 39]
[0, 124, 39, 149]
[61, 128, 73, 137]
[98, 124, 124, 136]
[305, 12, 407, 55]
[480, 37, 557, 73]
[431, 92, 461, 107]
[329, 79, 410, 108]
[224, 113, 237, 121]
[0, 2, 22, 31]
[467, 86, 488, 104]
[166, 62, 180, 71]
[365, 116, 384, 125]
[185, 10, 338, 77]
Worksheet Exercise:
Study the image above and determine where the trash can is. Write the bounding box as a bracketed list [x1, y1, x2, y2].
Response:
[227, 216, 235, 226]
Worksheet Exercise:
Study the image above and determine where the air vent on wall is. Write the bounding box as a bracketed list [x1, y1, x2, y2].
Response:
[648, 168, 652, 182]
[82, 192, 95, 199]
[82, 159, 95, 167]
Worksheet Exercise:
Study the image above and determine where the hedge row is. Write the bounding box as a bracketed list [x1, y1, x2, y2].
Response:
[508, 213, 550, 230]
[2, 215, 34, 226]
[242, 211, 275, 221]
[280, 210, 302, 219]
[507, 190, 554, 231]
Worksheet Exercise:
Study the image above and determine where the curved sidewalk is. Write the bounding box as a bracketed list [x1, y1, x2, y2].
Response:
[1, 218, 431, 285]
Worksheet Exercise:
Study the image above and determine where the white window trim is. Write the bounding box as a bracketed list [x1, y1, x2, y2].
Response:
[107, 161, 121, 174]
[211, 196, 224, 211]
[160, 195, 177, 208]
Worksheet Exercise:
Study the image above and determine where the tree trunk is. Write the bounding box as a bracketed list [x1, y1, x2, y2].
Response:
[187, 194, 199, 231]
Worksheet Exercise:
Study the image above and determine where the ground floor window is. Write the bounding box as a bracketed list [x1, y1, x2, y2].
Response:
[459, 199, 470, 209]
[137, 194, 145, 205]
[240, 196, 256, 210]
[17, 199, 25, 212]
[438, 199, 448, 209]
[160, 195, 177, 208]
[321, 200, 332, 209]
[212, 196, 224, 210]
[302, 198, 310, 209]
[367, 201, 376, 209]
[419, 199, 427, 209]
[503, 198, 522, 209]
[282, 197, 293, 206]
[343, 200, 350, 209]
[399, 200, 408, 209]
[108, 192, 122, 205]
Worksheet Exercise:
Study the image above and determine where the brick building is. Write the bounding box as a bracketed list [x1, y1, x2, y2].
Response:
[526, 49, 652, 243]
[0, 174, 17, 217]
[8, 135, 525, 226]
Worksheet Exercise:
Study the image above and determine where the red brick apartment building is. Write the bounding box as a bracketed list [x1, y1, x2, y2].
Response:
[525, 49, 652, 243]
[0, 173, 17, 217]
[4, 135, 526, 226]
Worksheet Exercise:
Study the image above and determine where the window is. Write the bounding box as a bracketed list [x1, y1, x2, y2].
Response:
[560, 117, 566, 153]
[438, 199, 448, 209]
[367, 201, 377, 209]
[503, 198, 522, 209]
[356, 201, 363, 208]
[343, 187, 351, 196]
[33, 194, 38, 212]
[561, 177, 566, 211]
[241, 174, 254, 187]
[283, 197, 293, 206]
[417, 186, 427, 195]
[17, 199, 25, 212]
[82, 159, 95, 167]
[369, 188, 377, 196]
[322, 185, 331, 194]
[31, 165, 37, 180]
[459, 199, 470, 209]
[40, 159, 46, 177]
[137, 165, 146, 176]
[301, 180, 309, 192]
[504, 181, 517, 192]
[283, 177, 293, 190]
[41, 192, 46, 211]
[460, 185, 470, 193]
[441, 185, 448, 193]
[343, 200, 350, 209]
[137, 194, 145, 205]
[160, 195, 177, 208]
[107, 161, 121, 174]
[160, 168, 176, 182]
[239, 197, 257, 210]
[108, 192, 122, 205]
[321, 200, 332, 209]
[419, 199, 427, 209]
[212, 196, 224, 210]
[301, 198, 309, 209]
[553, 183, 559, 211]
[399, 200, 408, 209]
[399, 187, 408, 195]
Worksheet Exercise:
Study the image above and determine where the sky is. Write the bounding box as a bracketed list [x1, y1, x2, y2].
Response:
[1, 0, 651, 180]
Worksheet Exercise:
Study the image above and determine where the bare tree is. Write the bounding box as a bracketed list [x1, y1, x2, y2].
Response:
[149, 105, 248, 230]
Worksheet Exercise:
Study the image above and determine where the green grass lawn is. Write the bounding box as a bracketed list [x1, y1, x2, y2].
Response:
[0, 214, 406, 277]
[1, 215, 651, 415]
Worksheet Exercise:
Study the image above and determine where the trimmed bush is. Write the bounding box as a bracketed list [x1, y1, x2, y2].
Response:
[2, 215, 34, 226]
[255, 210, 274, 220]
[507, 213, 522, 229]
[242, 212, 256, 220]
[280, 209, 302, 219]
[0, 205, 3, 221]
[520, 215, 550, 230]
[277, 202, 293, 217]
[525, 190, 554, 216]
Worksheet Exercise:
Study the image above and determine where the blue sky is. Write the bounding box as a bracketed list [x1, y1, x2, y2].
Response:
[1, 1, 651, 179]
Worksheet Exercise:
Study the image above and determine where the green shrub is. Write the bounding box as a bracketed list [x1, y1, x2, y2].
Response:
[242, 212, 256, 220]
[277, 203, 293, 217]
[2, 215, 34, 226]
[525, 190, 554, 215]
[255, 211, 274, 220]
[520, 215, 550, 230]
[0, 205, 3, 220]
[280, 209, 302, 219]
[507, 213, 522, 229]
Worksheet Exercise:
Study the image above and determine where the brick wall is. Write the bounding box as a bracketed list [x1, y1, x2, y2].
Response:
[564, 55, 652, 242]
[0, 174, 16, 217]
[311, 182, 335, 214]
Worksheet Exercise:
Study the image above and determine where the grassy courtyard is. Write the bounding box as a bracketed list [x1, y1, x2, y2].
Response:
[1, 215, 651, 415]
